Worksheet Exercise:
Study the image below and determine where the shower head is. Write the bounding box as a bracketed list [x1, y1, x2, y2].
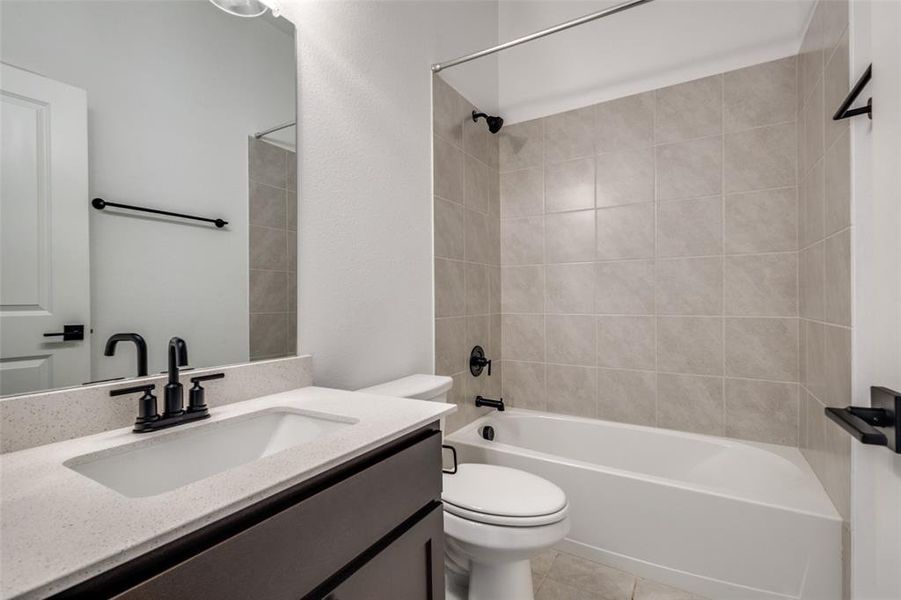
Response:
[472, 111, 504, 134]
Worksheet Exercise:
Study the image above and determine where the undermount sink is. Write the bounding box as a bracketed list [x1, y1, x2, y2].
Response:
[65, 409, 356, 498]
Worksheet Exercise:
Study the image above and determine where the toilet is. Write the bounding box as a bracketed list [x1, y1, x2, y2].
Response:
[358, 375, 570, 600]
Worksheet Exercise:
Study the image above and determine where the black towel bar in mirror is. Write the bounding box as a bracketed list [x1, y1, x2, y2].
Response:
[825, 386, 900, 453]
[92, 198, 228, 228]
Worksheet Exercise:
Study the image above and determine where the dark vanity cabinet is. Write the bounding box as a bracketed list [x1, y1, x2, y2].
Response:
[56, 426, 445, 600]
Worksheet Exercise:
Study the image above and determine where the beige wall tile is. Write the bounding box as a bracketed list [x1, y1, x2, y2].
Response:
[435, 196, 464, 259]
[805, 319, 828, 402]
[655, 75, 723, 144]
[801, 158, 826, 248]
[824, 29, 850, 150]
[465, 262, 491, 316]
[594, 91, 655, 153]
[249, 313, 288, 359]
[546, 315, 596, 366]
[656, 257, 724, 315]
[825, 229, 851, 326]
[634, 579, 708, 600]
[286, 190, 297, 231]
[545, 106, 595, 163]
[798, 3, 824, 109]
[597, 316, 656, 370]
[501, 266, 545, 314]
[656, 196, 723, 258]
[463, 102, 499, 168]
[436, 317, 466, 375]
[825, 324, 851, 407]
[433, 75, 465, 147]
[656, 136, 723, 201]
[464, 154, 494, 215]
[488, 266, 501, 315]
[503, 361, 546, 411]
[545, 553, 635, 598]
[725, 317, 799, 381]
[464, 208, 496, 264]
[725, 378, 799, 445]
[546, 157, 595, 213]
[547, 365, 597, 417]
[725, 253, 798, 316]
[725, 188, 798, 253]
[499, 118, 543, 171]
[800, 241, 826, 320]
[250, 182, 287, 228]
[465, 314, 490, 354]
[249, 138, 287, 188]
[725, 122, 797, 193]
[657, 317, 724, 376]
[435, 259, 465, 317]
[546, 210, 596, 263]
[595, 147, 655, 207]
[502, 314, 545, 362]
[501, 168, 544, 217]
[545, 263, 594, 314]
[825, 129, 851, 235]
[250, 225, 287, 270]
[656, 373, 724, 435]
[249, 269, 287, 313]
[501, 216, 544, 265]
[824, 413, 852, 520]
[595, 260, 656, 314]
[724, 56, 797, 132]
[434, 136, 463, 202]
[597, 368, 657, 426]
[802, 79, 825, 176]
[596, 203, 655, 260]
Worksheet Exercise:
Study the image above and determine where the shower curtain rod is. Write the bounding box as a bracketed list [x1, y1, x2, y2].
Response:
[254, 120, 295, 139]
[431, 0, 655, 74]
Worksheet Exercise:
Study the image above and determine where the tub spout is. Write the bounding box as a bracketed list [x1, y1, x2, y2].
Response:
[475, 396, 505, 411]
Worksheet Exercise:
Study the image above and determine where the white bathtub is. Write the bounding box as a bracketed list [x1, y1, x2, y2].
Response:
[445, 409, 841, 600]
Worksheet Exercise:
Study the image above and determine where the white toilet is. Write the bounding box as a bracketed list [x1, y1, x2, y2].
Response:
[358, 375, 570, 600]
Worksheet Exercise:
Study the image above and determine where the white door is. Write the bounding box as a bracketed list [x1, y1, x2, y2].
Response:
[0, 64, 91, 395]
[850, 1, 901, 598]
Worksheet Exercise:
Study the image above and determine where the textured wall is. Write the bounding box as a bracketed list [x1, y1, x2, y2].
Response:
[433, 77, 502, 432]
[497, 56, 804, 446]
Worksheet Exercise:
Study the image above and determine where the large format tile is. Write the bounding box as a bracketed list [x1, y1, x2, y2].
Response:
[463, 102, 499, 168]
[465, 262, 491, 316]
[597, 316, 656, 370]
[633, 578, 708, 600]
[724, 56, 797, 132]
[501, 216, 544, 265]
[434, 196, 464, 259]
[801, 158, 825, 248]
[500, 118, 543, 171]
[464, 153, 495, 214]
[249, 269, 287, 313]
[724, 122, 796, 193]
[725, 188, 797, 253]
[503, 360, 546, 411]
[657, 373, 725, 436]
[249, 313, 288, 359]
[249, 181, 287, 228]
[502, 314, 545, 362]
[546, 263, 595, 314]
[249, 138, 287, 189]
[825, 324, 851, 407]
[250, 225, 288, 270]
[436, 317, 466, 375]
[546, 315, 596, 366]
[594, 91, 655, 153]
[825, 229, 851, 326]
[724, 253, 798, 316]
[596, 203, 655, 260]
[597, 368, 657, 426]
[655, 75, 723, 144]
[595, 260, 656, 314]
[546, 210, 596, 263]
[656, 257, 723, 316]
[502, 265, 545, 314]
[546, 157, 595, 213]
[656, 196, 723, 258]
[725, 317, 799, 381]
[536, 578, 603, 600]
[434, 136, 464, 202]
[725, 378, 799, 445]
[595, 148, 655, 208]
[546, 553, 635, 599]
[464, 208, 498, 264]
[656, 136, 723, 201]
[823, 29, 850, 150]
[824, 128, 851, 235]
[545, 106, 595, 163]
[433, 75, 465, 147]
[800, 241, 826, 321]
[657, 317, 723, 376]
[501, 167, 544, 217]
[546, 366, 597, 418]
[435, 258, 465, 317]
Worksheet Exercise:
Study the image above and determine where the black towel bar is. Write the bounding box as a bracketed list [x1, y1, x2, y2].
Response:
[92, 198, 228, 228]
[833, 64, 872, 121]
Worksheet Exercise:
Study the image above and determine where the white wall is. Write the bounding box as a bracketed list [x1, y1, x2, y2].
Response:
[498, 0, 813, 123]
[280, 0, 498, 389]
[1, 1, 295, 380]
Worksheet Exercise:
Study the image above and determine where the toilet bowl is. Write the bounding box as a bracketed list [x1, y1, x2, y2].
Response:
[358, 375, 570, 600]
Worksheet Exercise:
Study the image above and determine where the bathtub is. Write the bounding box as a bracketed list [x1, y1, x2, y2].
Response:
[445, 409, 841, 600]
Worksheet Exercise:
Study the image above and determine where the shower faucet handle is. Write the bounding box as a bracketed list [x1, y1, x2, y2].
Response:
[470, 345, 492, 377]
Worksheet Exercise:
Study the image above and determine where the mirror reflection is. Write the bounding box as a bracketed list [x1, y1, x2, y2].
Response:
[0, 0, 297, 396]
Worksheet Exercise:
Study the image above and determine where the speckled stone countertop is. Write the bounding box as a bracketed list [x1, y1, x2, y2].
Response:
[0, 386, 454, 600]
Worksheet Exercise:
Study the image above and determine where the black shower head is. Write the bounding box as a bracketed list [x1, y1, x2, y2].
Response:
[472, 110, 504, 134]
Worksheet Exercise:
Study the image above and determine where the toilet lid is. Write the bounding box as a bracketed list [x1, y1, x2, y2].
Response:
[442, 464, 567, 521]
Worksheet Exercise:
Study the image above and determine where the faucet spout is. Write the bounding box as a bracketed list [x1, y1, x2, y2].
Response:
[104, 333, 148, 377]
[164, 337, 189, 417]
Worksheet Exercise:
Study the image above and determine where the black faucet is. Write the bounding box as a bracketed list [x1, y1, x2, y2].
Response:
[104, 333, 148, 377]
[475, 396, 505, 411]
[164, 337, 189, 417]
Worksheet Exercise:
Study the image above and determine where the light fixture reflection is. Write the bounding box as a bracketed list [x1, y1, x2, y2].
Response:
[209, 0, 280, 18]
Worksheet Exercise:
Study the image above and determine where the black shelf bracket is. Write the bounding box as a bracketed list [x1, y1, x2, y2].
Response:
[92, 197, 228, 229]
[825, 386, 900, 453]
[833, 64, 872, 121]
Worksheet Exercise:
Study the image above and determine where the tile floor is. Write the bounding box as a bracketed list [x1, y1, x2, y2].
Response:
[532, 550, 709, 600]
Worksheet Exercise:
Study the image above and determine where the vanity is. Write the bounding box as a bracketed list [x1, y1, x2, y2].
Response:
[0, 383, 454, 599]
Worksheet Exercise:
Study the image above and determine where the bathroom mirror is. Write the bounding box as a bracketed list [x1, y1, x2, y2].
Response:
[0, 0, 297, 396]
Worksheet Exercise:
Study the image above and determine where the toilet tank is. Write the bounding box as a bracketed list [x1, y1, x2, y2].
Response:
[357, 374, 453, 402]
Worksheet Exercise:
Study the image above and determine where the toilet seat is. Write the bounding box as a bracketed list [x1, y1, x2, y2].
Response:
[442, 464, 568, 527]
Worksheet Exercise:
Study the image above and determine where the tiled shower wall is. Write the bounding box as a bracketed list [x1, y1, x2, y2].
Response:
[796, 0, 852, 589]
[498, 57, 803, 446]
[249, 138, 298, 361]
[433, 77, 502, 432]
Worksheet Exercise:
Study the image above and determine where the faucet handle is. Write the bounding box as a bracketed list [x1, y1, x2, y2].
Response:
[110, 384, 160, 430]
[470, 345, 492, 377]
[187, 373, 225, 414]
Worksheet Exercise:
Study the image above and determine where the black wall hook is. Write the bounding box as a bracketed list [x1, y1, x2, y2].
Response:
[833, 64, 872, 121]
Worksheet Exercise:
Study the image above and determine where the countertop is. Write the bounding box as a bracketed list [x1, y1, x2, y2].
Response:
[0, 386, 454, 599]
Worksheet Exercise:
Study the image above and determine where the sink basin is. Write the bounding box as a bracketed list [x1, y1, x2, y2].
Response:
[65, 409, 356, 497]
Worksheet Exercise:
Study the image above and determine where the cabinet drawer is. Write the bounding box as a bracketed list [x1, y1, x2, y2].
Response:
[115, 430, 442, 600]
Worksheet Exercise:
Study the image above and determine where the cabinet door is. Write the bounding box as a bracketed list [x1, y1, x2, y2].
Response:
[324, 505, 445, 600]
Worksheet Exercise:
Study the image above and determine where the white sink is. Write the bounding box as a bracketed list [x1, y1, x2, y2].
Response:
[65, 408, 356, 497]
